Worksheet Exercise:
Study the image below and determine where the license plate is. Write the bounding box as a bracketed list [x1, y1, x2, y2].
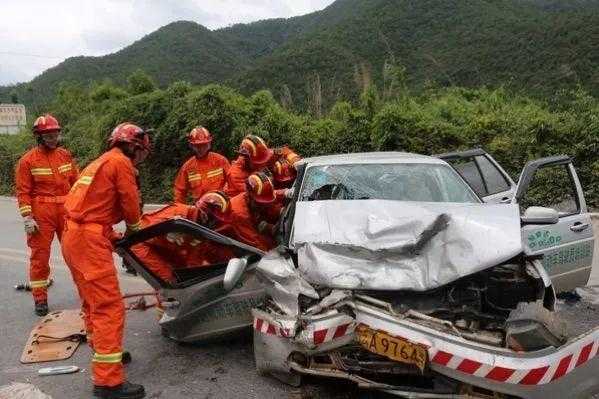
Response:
[355, 324, 428, 372]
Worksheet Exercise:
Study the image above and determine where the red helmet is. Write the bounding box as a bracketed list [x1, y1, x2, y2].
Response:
[246, 172, 276, 204]
[196, 191, 231, 224]
[239, 135, 273, 168]
[187, 127, 213, 145]
[32, 114, 61, 134]
[272, 159, 296, 184]
[108, 123, 151, 150]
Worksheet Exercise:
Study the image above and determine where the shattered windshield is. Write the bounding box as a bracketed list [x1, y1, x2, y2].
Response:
[299, 163, 480, 203]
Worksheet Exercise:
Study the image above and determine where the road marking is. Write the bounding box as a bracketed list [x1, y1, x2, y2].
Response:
[0, 247, 66, 266]
[0, 250, 148, 285]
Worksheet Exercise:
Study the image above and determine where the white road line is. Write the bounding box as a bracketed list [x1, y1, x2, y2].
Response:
[0, 254, 29, 264]
[0, 251, 147, 284]
[0, 247, 65, 266]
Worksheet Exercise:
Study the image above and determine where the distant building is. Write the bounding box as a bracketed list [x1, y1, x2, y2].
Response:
[0, 104, 26, 134]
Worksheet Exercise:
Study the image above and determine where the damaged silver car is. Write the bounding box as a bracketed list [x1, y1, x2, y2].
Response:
[251, 152, 598, 398]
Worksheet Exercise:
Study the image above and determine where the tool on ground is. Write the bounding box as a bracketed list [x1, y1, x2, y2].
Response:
[21, 309, 85, 364]
[15, 278, 54, 292]
[38, 365, 80, 376]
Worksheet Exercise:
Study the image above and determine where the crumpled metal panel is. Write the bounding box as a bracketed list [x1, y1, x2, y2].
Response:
[256, 250, 319, 316]
[292, 200, 522, 291]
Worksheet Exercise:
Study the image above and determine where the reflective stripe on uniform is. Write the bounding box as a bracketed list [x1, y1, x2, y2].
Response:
[30, 168, 53, 176]
[206, 168, 223, 178]
[57, 163, 72, 173]
[187, 172, 201, 182]
[127, 221, 142, 231]
[19, 205, 32, 215]
[30, 279, 49, 288]
[74, 176, 93, 186]
[92, 352, 123, 363]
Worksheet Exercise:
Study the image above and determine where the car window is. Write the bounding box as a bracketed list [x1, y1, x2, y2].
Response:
[447, 158, 487, 197]
[475, 155, 511, 195]
[299, 163, 480, 203]
[519, 164, 579, 216]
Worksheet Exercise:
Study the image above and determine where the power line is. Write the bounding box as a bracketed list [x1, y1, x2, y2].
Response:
[0, 51, 63, 60]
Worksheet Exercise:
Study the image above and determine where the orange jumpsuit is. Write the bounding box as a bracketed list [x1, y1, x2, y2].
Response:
[132, 203, 194, 282]
[227, 147, 300, 198]
[255, 189, 288, 238]
[15, 146, 78, 304]
[132, 204, 235, 283]
[61, 147, 142, 388]
[173, 153, 230, 203]
[225, 156, 251, 198]
[229, 193, 276, 252]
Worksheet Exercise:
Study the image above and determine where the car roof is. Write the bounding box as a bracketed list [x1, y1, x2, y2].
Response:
[298, 152, 447, 167]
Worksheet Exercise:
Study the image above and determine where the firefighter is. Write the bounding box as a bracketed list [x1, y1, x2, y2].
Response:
[15, 114, 79, 316]
[173, 127, 230, 203]
[229, 172, 278, 252]
[131, 191, 233, 284]
[252, 157, 298, 238]
[61, 123, 150, 399]
[272, 145, 301, 176]
[225, 135, 274, 197]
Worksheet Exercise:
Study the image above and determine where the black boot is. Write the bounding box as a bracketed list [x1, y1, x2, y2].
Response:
[34, 302, 48, 317]
[93, 382, 145, 399]
[121, 351, 132, 365]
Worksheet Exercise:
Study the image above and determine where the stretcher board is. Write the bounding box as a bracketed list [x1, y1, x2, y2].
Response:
[21, 309, 85, 364]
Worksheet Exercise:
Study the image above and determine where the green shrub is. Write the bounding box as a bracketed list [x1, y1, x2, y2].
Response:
[3, 78, 597, 210]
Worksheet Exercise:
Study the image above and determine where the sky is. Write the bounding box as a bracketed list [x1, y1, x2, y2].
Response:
[0, 0, 335, 86]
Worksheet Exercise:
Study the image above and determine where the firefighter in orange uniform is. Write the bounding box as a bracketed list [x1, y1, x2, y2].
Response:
[131, 191, 233, 284]
[61, 123, 150, 399]
[256, 158, 298, 238]
[173, 127, 230, 203]
[229, 172, 279, 252]
[272, 145, 301, 173]
[226, 135, 302, 197]
[225, 135, 274, 197]
[15, 114, 78, 316]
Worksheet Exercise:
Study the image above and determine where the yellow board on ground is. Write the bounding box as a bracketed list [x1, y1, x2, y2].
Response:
[21, 309, 85, 364]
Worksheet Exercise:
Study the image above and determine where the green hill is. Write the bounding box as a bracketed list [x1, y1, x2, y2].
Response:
[3, 0, 599, 110]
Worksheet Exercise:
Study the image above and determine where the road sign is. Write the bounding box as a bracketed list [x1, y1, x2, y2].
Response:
[0, 103, 26, 134]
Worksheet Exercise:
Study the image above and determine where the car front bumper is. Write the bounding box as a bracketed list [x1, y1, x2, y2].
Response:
[253, 297, 599, 398]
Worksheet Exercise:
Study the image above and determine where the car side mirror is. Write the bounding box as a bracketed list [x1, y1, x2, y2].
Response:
[521, 206, 559, 225]
[223, 257, 248, 291]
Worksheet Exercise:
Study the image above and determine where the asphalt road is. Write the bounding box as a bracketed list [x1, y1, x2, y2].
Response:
[0, 199, 320, 399]
[0, 197, 597, 399]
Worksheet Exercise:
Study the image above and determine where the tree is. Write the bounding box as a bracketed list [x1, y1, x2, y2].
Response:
[9, 90, 18, 104]
[128, 70, 157, 95]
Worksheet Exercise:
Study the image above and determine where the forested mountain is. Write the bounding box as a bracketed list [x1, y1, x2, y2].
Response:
[3, 0, 599, 110]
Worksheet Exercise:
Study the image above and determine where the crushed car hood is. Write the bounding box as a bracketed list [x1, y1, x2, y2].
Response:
[291, 200, 522, 291]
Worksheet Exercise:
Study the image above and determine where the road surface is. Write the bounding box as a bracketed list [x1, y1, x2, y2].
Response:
[0, 199, 328, 399]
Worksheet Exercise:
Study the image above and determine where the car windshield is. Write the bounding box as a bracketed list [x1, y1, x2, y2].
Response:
[299, 163, 480, 203]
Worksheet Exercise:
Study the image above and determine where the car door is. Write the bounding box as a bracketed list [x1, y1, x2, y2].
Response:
[514, 156, 595, 292]
[115, 218, 265, 343]
[436, 148, 516, 203]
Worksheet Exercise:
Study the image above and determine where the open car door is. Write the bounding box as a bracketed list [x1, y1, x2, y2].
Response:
[436, 148, 516, 203]
[115, 218, 265, 343]
[514, 156, 595, 292]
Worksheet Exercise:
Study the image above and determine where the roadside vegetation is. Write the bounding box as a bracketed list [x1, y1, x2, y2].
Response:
[1, 70, 597, 209]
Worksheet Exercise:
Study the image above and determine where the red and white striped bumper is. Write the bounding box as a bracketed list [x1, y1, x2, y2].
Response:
[253, 312, 355, 346]
[254, 304, 599, 389]
[354, 303, 599, 387]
